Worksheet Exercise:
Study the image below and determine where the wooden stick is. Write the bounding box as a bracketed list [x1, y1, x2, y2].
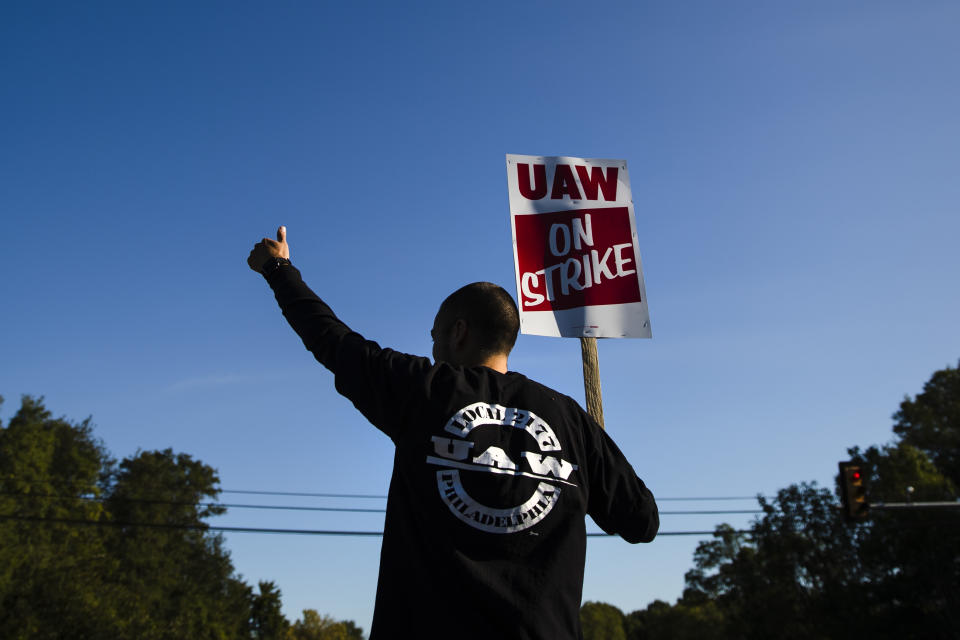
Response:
[579, 337, 605, 429]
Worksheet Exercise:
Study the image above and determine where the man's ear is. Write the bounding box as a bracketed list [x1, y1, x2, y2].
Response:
[451, 318, 469, 347]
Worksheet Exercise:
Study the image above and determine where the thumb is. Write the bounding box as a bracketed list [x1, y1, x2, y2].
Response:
[277, 225, 287, 243]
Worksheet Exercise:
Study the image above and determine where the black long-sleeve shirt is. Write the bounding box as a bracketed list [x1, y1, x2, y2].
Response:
[265, 264, 658, 640]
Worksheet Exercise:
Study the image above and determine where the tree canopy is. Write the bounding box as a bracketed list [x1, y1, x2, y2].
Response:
[0, 395, 363, 640]
[580, 360, 960, 639]
[892, 360, 960, 487]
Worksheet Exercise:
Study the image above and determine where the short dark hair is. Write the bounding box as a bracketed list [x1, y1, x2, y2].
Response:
[438, 282, 520, 357]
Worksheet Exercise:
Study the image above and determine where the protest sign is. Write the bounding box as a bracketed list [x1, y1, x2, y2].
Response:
[506, 154, 652, 339]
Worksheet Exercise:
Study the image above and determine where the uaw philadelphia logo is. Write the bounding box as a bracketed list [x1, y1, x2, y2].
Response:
[425, 402, 578, 534]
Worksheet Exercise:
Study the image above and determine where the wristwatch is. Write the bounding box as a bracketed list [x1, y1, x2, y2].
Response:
[260, 257, 291, 276]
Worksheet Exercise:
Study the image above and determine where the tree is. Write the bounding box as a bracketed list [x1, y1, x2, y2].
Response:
[288, 609, 364, 640]
[677, 459, 958, 638]
[892, 360, 960, 487]
[847, 442, 960, 635]
[624, 598, 724, 640]
[251, 581, 290, 639]
[0, 395, 265, 639]
[674, 361, 960, 638]
[0, 394, 117, 639]
[339, 620, 365, 640]
[101, 448, 251, 639]
[580, 601, 626, 640]
[682, 484, 868, 640]
[562, 361, 960, 638]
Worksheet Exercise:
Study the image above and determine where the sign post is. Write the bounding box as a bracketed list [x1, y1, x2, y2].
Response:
[580, 336, 605, 428]
[506, 154, 651, 428]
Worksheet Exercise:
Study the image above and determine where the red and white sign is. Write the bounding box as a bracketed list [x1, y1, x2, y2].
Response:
[506, 154, 651, 338]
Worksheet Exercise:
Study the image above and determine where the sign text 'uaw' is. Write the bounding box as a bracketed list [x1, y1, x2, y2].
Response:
[506, 154, 652, 339]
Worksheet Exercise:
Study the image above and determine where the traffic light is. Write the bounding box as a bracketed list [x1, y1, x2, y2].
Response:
[838, 461, 868, 521]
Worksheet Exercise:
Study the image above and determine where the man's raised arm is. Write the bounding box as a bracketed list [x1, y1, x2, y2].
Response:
[247, 226, 431, 440]
[247, 225, 352, 370]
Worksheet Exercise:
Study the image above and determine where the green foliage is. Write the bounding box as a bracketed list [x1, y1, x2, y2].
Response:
[670, 358, 960, 639]
[587, 360, 960, 639]
[580, 599, 726, 640]
[684, 483, 866, 639]
[98, 448, 250, 638]
[892, 360, 960, 487]
[847, 442, 960, 634]
[850, 441, 955, 504]
[252, 581, 291, 639]
[0, 395, 116, 639]
[580, 601, 626, 640]
[288, 609, 364, 640]
[624, 598, 724, 640]
[668, 470, 956, 638]
[0, 395, 362, 640]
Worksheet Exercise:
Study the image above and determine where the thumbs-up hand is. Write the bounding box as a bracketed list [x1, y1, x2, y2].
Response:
[247, 225, 291, 273]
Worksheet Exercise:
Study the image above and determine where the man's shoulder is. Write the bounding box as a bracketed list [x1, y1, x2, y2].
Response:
[506, 371, 568, 399]
[502, 371, 595, 423]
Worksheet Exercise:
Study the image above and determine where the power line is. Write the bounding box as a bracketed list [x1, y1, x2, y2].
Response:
[0, 514, 749, 537]
[656, 496, 763, 502]
[0, 492, 762, 516]
[219, 489, 765, 502]
[0, 493, 386, 513]
[221, 489, 387, 499]
[662, 510, 760, 515]
[6, 483, 765, 503]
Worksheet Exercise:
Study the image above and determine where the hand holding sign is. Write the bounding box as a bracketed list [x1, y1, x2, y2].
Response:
[247, 225, 290, 273]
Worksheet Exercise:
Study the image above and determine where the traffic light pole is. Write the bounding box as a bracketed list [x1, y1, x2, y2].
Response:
[838, 459, 960, 520]
[868, 501, 960, 511]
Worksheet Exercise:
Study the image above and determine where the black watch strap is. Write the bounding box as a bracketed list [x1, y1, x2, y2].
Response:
[260, 257, 291, 276]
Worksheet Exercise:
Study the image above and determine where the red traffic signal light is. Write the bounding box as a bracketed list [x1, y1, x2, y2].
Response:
[838, 461, 868, 521]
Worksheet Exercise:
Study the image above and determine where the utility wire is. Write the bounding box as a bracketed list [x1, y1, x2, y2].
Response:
[0, 514, 749, 537]
[0, 493, 385, 513]
[222, 489, 387, 499]
[219, 489, 765, 502]
[6, 483, 765, 502]
[0, 493, 763, 516]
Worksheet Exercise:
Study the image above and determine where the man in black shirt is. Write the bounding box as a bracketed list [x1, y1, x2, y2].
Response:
[249, 226, 658, 640]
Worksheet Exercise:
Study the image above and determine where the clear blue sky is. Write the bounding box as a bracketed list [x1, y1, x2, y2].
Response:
[2, 0, 958, 630]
